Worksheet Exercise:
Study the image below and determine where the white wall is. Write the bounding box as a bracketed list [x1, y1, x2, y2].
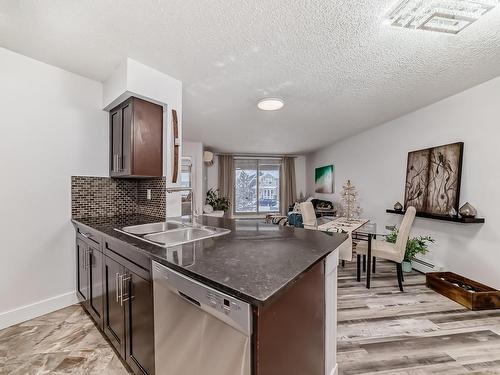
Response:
[183, 141, 204, 214]
[295, 156, 307, 200]
[306, 75, 500, 290]
[0, 47, 108, 329]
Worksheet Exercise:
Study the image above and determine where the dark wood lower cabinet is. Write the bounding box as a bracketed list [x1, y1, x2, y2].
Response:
[104, 255, 127, 358]
[76, 227, 155, 375]
[76, 238, 89, 302]
[88, 244, 104, 329]
[76, 235, 104, 329]
[103, 243, 155, 375]
[125, 269, 155, 375]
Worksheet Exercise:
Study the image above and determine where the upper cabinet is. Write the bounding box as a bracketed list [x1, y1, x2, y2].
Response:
[110, 97, 163, 178]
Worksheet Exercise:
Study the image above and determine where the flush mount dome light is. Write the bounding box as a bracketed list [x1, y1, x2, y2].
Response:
[386, 0, 499, 34]
[257, 98, 284, 111]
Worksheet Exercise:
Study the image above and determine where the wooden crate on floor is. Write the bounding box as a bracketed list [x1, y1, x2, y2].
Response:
[426, 272, 500, 310]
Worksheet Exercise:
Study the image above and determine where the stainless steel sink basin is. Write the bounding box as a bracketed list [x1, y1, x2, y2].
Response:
[121, 221, 184, 235]
[144, 227, 227, 246]
[115, 222, 230, 247]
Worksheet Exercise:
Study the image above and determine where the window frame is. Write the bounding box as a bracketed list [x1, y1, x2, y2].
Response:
[180, 157, 192, 199]
[233, 157, 282, 216]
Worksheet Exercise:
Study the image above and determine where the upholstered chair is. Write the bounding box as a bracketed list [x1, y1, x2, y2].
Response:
[299, 202, 334, 229]
[355, 206, 416, 292]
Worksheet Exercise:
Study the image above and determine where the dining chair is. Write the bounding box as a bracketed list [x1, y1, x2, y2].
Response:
[355, 206, 416, 292]
[300, 201, 353, 268]
[300, 202, 335, 229]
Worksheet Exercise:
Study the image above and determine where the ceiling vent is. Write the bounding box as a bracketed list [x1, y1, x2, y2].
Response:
[386, 0, 499, 34]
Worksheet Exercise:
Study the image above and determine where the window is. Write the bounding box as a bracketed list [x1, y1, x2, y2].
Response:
[234, 158, 281, 214]
[180, 157, 192, 187]
[180, 158, 192, 215]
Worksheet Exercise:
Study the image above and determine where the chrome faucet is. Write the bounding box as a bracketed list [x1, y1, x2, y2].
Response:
[166, 187, 198, 222]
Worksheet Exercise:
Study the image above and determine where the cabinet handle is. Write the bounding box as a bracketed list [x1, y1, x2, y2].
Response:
[121, 275, 132, 304]
[120, 155, 124, 171]
[83, 249, 88, 270]
[119, 274, 124, 306]
[113, 154, 119, 172]
[115, 273, 120, 302]
[87, 249, 92, 269]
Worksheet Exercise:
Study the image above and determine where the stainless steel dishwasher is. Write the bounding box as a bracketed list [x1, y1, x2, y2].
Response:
[152, 261, 252, 375]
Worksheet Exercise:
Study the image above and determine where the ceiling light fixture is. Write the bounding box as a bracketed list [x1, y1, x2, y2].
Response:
[257, 98, 284, 111]
[386, 0, 499, 34]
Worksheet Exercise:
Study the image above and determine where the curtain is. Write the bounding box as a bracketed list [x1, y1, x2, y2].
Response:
[218, 155, 235, 217]
[281, 157, 297, 215]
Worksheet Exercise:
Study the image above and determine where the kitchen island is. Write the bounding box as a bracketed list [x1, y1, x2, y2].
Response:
[73, 214, 347, 375]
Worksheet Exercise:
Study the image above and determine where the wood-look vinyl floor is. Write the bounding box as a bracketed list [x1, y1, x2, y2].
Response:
[337, 260, 500, 375]
[1, 260, 499, 374]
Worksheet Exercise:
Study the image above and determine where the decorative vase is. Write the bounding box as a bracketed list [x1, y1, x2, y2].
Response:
[448, 207, 457, 217]
[459, 202, 477, 218]
[402, 261, 412, 273]
[394, 202, 403, 211]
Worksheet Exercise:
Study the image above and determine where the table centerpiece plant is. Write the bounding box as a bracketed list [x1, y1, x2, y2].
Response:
[386, 230, 435, 272]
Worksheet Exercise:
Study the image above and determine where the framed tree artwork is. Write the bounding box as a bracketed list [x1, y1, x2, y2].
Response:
[315, 165, 334, 194]
[404, 142, 464, 215]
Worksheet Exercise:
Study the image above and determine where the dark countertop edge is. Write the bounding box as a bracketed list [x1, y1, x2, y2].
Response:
[71, 217, 346, 306]
[148, 247, 336, 307]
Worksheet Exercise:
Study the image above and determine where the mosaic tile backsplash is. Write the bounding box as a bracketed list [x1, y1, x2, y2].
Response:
[137, 178, 166, 218]
[71, 176, 166, 219]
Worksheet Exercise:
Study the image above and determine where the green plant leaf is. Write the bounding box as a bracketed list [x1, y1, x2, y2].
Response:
[385, 230, 435, 262]
[205, 188, 230, 212]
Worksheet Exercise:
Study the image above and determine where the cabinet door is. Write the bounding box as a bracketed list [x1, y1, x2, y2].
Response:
[121, 101, 133, 175]
[88, 245, 104, 329]
[125, 270, 155, 375]
[104, 256, 126, 357]
[132, 98, 163, 177]
[76, 238, 89, 302]
[110, 109, 123, 175]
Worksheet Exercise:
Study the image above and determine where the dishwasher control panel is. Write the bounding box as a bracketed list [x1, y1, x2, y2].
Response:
[206, 290, 243, 314]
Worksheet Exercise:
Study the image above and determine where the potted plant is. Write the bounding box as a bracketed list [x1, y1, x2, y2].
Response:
[386, 230, 435, 272]
[205, 188, 230, 216]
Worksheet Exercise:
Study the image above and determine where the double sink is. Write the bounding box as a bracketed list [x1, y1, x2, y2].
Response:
[115, 220, 231, 248]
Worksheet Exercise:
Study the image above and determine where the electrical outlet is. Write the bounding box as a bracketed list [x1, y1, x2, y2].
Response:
[147, 189, 152, 200]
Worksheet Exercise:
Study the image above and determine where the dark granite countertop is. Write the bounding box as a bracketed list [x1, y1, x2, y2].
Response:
[72, 214, 347, 305]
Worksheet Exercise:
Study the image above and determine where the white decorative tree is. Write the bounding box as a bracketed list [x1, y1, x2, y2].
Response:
[341, 180, 361, 221]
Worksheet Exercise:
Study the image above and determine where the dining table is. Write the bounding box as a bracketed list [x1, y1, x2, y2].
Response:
[353, 221, 396, 289]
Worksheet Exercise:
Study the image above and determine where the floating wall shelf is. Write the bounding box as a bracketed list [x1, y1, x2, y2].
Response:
[386, 209, 485, 224]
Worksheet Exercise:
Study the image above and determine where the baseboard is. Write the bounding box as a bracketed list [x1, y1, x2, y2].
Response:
[0, 291, 78, 330]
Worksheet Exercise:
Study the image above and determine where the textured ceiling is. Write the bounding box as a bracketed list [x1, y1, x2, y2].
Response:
[1, 0, 500, 154]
